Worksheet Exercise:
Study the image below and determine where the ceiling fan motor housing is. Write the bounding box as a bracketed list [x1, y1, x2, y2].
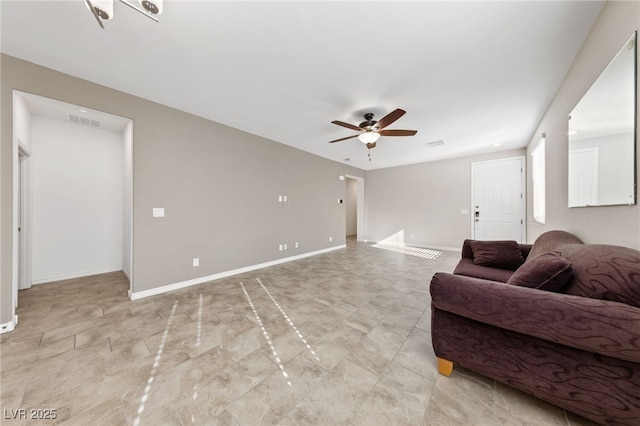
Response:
[360, 113, 378, 130]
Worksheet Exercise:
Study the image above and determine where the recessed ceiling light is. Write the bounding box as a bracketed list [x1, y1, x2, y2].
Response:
[568, 130, 580, 135]
[79, 109, 87, 113]
[492, 143, 501, 147]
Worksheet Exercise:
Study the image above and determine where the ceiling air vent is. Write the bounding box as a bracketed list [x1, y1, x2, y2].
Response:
[66, 113, 101, 128]
[425, 140, 445, 148]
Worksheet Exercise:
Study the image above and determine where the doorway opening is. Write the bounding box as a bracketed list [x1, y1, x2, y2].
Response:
[10, 91, 133, 332]
[345, 175, 365, 242]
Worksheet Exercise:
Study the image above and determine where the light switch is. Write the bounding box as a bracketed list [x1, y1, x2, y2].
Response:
[153, 208, 165, 217]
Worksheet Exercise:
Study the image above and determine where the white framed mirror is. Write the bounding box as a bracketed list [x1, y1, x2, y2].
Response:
[568, 32, 636, 208]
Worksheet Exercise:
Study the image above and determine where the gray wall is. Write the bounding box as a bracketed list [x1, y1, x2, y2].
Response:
[0, 55, 364, 323]
[525, 0, 640, 249]
[365, 149, 525, 250]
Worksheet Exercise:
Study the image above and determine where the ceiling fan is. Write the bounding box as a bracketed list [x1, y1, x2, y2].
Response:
[329, 109, 417, 149]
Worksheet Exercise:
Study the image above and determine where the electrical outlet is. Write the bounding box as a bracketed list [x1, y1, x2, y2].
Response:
[329, 236, 333, 242]
[279, 244, 283, 251]
[283, 195, 288, 202]
[295, 242, 299, 248]
[193, 258, 199, 267]
[284, 243, 288, 250]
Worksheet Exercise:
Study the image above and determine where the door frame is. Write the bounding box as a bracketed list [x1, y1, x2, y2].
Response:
[9, 91, 135, 334]
[17, 145, 33, 293]
[470, 156, 526, 242]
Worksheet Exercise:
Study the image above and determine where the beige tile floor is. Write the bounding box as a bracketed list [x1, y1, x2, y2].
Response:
[0, 238, 598, 425]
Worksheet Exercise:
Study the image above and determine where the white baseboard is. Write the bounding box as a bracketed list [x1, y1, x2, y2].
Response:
[32, 267, 123, 285]
[130, 245, 346, 301]
[0, 316, 17, 334]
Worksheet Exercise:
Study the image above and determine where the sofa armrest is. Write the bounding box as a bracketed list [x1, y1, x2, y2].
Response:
[430, 273, 640, 363]
[461, 239, 474, 259]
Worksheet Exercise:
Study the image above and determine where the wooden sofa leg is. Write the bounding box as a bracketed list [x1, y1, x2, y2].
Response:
[437, 358, 453, 376]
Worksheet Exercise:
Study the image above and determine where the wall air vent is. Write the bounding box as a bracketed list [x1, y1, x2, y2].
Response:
[425, 140, 445, 148]
[66, 113, 101, 128]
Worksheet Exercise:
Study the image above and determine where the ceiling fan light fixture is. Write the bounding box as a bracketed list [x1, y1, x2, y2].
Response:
[358, 131, 380, 144]
[86, 0, 114, 19]
[139, 0, 162, 14]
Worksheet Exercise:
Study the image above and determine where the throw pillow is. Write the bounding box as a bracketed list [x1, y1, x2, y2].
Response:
[470, 240, 525, 270]
[507, 251, 573, 292]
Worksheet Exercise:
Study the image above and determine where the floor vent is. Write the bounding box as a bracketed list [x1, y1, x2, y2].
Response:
[66, 114, 101, 128]
[426, 140, 445, 148]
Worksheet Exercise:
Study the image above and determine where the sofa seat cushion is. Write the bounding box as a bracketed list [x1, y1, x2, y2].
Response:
[507, 251, 573, 292]
[453, 258, 514, 283]
[469, 240, 525, 270]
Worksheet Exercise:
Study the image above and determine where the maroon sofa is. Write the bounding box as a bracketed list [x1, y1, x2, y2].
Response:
[430, 230, 640, 425]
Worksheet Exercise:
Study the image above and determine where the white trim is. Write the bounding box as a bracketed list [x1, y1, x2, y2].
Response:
[532, 137, 546, 225]
[18, 147, 33, 293]
[31, 267, 123, 285]
[0, 317, 17, 334]
[130, 245, 346, 301]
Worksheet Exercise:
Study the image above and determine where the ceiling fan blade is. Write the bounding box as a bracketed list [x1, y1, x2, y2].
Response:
[331, 120, 362, 131]
[329, 134, 360, 143]
[376, 109, 406, 129]
[379, 129, 418, 137]
[85, 0, 105, 29]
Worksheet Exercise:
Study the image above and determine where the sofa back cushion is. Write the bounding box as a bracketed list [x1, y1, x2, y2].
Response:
[528, 230, 583, 260]
[560, 244, 640, 308]
[507, 251, 573, 292]
[470, 240, 525, 270]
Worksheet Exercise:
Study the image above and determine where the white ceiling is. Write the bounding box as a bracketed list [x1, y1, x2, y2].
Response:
[1, 1, 604, 170]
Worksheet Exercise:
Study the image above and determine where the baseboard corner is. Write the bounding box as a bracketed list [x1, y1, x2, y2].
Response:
[0, 317, 17, 334]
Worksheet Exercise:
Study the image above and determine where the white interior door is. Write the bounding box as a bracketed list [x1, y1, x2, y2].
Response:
[472, 157, 525, 242]
[568, 147, 599, 207]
